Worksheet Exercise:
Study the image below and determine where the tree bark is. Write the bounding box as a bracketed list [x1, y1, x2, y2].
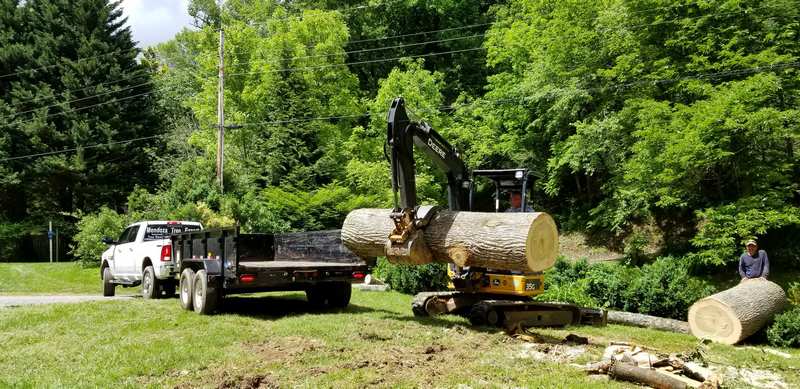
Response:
[341, 208, 559, 273]
[688, 278, 787, 344]
[607, 311, 690, 334]
[609, 362, 692, 389]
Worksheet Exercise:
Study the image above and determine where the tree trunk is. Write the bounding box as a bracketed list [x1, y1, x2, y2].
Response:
[340, 208, 558, 273]
[607, 311, 690, 334]
[688, 278, 787, 344]
[609, 362, 692, 389]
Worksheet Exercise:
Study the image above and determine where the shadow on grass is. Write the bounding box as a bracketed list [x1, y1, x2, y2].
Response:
[214, 294, 397, 320]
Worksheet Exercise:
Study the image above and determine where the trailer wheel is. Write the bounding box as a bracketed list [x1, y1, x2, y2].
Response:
[142, 266, 159, 299]
[179, 268, 195, 310]
[305, 284, 327, 308]
[328, 282, 352, 309]
[192, 270, 218, 315]
[102, 267, 115, 297]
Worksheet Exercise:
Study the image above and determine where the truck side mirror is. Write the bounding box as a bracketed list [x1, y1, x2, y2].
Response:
[101, 237, 116, 245]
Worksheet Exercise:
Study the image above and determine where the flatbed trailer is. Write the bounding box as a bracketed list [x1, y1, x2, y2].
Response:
[171, 227, 373, 314]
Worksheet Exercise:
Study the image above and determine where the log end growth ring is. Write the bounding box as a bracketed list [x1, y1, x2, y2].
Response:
[688, 298, 742, 345]
[526, 213, 559, 272]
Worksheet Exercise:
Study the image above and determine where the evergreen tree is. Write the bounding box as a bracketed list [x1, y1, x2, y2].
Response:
[0, 0, 162, 253]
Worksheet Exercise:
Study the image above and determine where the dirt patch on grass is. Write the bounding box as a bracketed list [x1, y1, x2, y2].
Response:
[216, 373, 279, 389]
[340, 331, 503, 386]
[243, 336, 325, 362]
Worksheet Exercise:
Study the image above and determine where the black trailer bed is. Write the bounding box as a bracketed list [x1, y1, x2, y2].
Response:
[171, 227, 374, 297]
[239, 260, 367, 270]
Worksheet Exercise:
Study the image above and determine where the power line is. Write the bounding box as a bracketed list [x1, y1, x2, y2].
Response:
[0, 134, 165, 162]
[6, 72, 151, 109]
[0, 48, 141, 80]
[227, 46, 488, 78]
[234, 32, 486, 68]
[6, 80, 154, 121]
[3, 60, 798, 162]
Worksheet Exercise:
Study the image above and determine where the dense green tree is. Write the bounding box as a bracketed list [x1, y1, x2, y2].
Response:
[0, 0, 163, 257]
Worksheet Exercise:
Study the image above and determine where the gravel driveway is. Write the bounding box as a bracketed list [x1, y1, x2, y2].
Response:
[0, 295, 135, 308]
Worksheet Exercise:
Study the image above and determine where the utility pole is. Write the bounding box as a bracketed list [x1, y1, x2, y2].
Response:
[216, 27, 225, 193]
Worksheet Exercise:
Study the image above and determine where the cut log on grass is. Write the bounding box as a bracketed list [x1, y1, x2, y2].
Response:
[688, 278, 787, 345]
[609, 362, 695, 389]
[607, 311, 690, 334]
[341, 208, 558, 272]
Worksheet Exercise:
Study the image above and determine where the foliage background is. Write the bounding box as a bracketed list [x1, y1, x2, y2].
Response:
[1, 0, 798, 287]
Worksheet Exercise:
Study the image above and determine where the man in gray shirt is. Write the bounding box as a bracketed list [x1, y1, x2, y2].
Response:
[739, 240, 769, 280]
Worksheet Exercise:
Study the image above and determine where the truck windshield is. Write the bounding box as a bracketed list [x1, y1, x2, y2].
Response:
[143, 224, 202, 241]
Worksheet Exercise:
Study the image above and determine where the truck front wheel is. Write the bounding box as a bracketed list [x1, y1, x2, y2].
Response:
[142, 266, 159, 299]
[179, 268, 195, 310]
[192, 270, 219, 315]
[102, 267, 115, 297]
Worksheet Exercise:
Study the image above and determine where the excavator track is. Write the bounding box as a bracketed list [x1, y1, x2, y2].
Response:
[412, 291, 606, 328]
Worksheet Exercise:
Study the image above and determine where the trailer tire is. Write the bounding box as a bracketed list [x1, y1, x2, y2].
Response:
[306, 284, 327, 308]
[193, 270, 218, 315]
[328, 282, 352, 309]
[102, 267, 115, 297]
[142, 266, 159, 299]
[179, 268, 195, 310]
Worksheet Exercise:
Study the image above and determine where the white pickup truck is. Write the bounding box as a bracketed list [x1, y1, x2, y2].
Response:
[100, 221, 202, 298]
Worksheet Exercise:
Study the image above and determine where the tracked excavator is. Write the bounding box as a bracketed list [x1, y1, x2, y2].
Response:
[385, 97, 605, 328]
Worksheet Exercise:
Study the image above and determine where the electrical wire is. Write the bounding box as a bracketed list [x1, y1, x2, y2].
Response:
[0, 134, 166, 162]
[3, 59, 798, 162]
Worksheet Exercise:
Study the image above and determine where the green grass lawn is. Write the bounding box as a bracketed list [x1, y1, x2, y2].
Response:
[0, 262, 104, 294]
[1, 290, 798, 388]
[0, 262, 138, 295]
[1, 262, 797, 387]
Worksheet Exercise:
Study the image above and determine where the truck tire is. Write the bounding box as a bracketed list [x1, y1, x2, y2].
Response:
[162, 281, 176, 297]
[102, 267, 115, 297]
[193, 270, 218, 315]
[328, 282, 352, 309]
[179, 268, 195, 310]
[142, 266, 159, 299]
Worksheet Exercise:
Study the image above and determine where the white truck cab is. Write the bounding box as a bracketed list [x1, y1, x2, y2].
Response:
[101, 221, 202, 298]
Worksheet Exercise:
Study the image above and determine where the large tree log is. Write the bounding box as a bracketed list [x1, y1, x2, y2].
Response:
[341, 208, 558, 273]
[607, 311, 690, 334]
[688, 278, 787, 345]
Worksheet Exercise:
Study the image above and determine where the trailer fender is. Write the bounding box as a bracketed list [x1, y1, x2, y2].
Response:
[203, 259, 223, 276]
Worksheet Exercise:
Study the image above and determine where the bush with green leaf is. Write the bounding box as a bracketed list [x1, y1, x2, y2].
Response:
[373, 258, 448, 295]
[787, 282, 800, 307]
[536, 279, 599, 308]
[70, 208, 129, 267]
[767, 307, 800, 348]
[623, 257, 715, 319]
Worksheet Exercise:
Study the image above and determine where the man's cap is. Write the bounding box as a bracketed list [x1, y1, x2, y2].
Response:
[745, 240, 757, 247]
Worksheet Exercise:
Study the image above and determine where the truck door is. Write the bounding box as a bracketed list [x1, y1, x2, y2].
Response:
[115, 225, 140, 276]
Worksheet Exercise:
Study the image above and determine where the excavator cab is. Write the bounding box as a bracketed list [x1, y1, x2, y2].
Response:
[470, 168, 534, 212]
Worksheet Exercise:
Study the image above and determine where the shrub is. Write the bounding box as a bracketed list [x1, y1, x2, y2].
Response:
[70, 207, 129, 267]
[787, 282, 800, 307]
[583, 262, 640, 309]
[767, 307, 800, 348]
[546, 257, 590, 287]
[373, 258, 448, 294]
[536, 279, 599, 308]
[623, 256, 715, 319]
